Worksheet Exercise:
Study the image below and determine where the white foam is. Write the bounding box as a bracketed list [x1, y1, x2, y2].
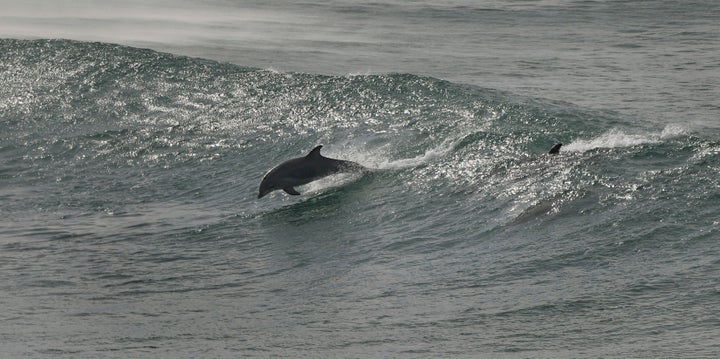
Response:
[660, 124, 686, 139]
[346, 70, 375, 78]
[376, 142, 454, 170]
[321, 138, 456, 171]
[564, 125, 685, 153]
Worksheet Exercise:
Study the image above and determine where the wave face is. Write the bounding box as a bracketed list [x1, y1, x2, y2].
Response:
[2, 39, 719, 357]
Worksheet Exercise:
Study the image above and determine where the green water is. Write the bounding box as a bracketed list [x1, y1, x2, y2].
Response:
[1, 38, 719, 357]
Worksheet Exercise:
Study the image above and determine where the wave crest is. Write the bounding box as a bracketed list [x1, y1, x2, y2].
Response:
[564, 125, 686, 152]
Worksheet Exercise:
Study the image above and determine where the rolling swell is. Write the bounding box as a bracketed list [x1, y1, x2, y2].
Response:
[2, 38, 717, 253]
[2, 39, 719, 356]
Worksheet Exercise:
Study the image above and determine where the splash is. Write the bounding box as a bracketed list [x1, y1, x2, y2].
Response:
[319, 137, 456, 172]
[299, 172, 364, 195]
[564, 125, 685, 152]
[376, 142, 454, 170]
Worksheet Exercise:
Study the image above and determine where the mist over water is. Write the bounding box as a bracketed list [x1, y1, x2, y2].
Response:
[1, 1, 719, 357]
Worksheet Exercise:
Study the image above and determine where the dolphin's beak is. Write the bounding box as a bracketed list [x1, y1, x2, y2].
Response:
[258, 188, 270, 199]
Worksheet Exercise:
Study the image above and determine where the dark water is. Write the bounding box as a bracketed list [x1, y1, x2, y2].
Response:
[1, 1, 719, 357]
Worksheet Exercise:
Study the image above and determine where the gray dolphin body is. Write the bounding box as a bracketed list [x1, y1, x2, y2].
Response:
[258, 145, 367, 198]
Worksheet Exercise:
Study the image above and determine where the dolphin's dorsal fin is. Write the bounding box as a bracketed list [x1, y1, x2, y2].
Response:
[306, 145, 323, 159]
[548, 143, 562, 155]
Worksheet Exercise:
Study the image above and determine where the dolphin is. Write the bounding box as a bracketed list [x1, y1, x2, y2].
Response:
[548, 143, 562, 155]
[258, 145, 367, 198]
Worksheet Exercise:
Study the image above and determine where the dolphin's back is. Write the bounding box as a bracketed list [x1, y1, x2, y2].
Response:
[285, 158, 324, 181]
[305, 145, 366, 174]
[265, 157, 319, 185]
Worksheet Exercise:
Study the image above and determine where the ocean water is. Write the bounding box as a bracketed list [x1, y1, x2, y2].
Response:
[1, 1, 719, 357]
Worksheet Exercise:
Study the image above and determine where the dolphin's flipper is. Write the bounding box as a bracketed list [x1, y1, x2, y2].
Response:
[283, 187, 301, 195]
[306, 145, 324, 159]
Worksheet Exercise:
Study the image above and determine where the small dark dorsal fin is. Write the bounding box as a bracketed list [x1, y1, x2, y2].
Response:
[548, 143, 562, 155]
[306, 145, 323, 159]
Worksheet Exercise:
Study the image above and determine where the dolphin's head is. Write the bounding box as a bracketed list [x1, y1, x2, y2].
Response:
[258, 176, 276, 198]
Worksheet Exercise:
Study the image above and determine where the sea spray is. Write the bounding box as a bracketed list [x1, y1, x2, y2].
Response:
[564, 125, 687, 152]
